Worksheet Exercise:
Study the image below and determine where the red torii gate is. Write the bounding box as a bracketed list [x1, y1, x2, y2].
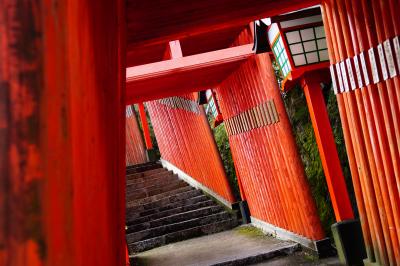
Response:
[0, 1, 323, 265]
[127, 22, 351, 254]
[1, 0, 399, 265]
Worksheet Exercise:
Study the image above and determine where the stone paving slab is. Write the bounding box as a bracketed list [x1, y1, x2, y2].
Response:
[253, 252, 341, 266]
[132, 225, 302, 266]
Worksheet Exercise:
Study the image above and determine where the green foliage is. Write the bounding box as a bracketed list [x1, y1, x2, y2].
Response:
[325, 88, 357, 216]
[282, 86, 334, 235]
[234, 225, 265, 238]
[282, 84, 355, 236]
[213, 123, 241, 201]
[205, 110, 241, 201]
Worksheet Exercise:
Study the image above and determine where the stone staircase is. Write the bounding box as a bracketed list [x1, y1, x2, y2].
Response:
[126, 162, 239, 255]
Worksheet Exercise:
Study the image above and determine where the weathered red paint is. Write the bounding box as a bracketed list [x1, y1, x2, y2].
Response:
[0, 0, 126, 265]
[301, 73, 354, 222]
[0, 1, 44, 264]
[137, 103, 153, 150]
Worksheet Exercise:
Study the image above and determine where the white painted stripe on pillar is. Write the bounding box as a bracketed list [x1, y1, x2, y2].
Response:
[330, 65, 339, 94]
[368, 47, 380, 84]
[360, 52, 370, 86]
[394, 36, 400, 73]
[353, 55, 364, 89]
[336, 63, 345, 93]
[340, 61, 350, 92]
[346, 58, 356, 90]
[384, 39, 397, 78]
[377, 43, 389, 81]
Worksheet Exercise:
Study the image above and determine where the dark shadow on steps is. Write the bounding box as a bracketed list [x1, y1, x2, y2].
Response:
[125, 162, 239, 256]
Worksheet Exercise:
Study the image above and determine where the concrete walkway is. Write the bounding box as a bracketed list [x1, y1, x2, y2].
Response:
[253, 253, 341, 266]
[132, 225, 340, 266]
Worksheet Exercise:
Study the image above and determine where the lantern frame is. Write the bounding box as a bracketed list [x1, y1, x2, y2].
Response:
[205, 89, 224, 127]
[267, 6, 330, 91]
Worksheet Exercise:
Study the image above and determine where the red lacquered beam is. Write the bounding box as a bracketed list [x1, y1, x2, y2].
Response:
[138, 103, 153, 150]
[301, 73, 354, 222]
[126, 106, 147, 165]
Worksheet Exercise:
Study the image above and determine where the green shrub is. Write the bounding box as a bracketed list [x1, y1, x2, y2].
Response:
[282, 86, 334, 235]
[213, 123, 241, 200]
[282, 84, 355, 236]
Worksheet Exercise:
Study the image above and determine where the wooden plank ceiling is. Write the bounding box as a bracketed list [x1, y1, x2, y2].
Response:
[127, 26, 247, 68]
[127, 0, 320, 48]
[126, 0, 320, 102]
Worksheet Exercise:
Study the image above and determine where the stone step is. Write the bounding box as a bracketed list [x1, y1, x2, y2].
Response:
[126, 163, 163, 175]
[127, 179, 185, 198]
[125, 164, 163, 175]
[127, 176, 181, 195]
[126, 161, 158, 170]
[127, 173, 177, 190]
[127, 205, 224, 233]
[127, 212, 233, 243]
[126, 195, 211, 222]
[126, 171, 175, 188]
[127, 186, 195, 208]
[126, 197, 214, 225]
[125, 164, 239, 255]
[127, 168, 168, 180]
[126, 187, 201, 209]
[128, 218, 238, 253]
[126, 180, 189, 201]
[130, 227, 302, 266]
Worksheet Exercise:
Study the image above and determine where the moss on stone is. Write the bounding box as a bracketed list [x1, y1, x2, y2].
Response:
[234, 226, 265, 238]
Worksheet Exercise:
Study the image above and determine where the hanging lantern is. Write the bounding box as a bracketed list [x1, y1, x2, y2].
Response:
[267, 6, 330, 91]
[253, 19, 271, 54]
[204, 89, 224, 127]
[197, 90, 208, 105]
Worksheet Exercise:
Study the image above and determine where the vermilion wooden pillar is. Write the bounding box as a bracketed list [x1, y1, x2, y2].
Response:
[0, 0, 126, 265]
[138, 103, 153, 149]
[301, 72, 354, 222]
[126, 106, 147, 165]
[0, 1, 46, 265]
